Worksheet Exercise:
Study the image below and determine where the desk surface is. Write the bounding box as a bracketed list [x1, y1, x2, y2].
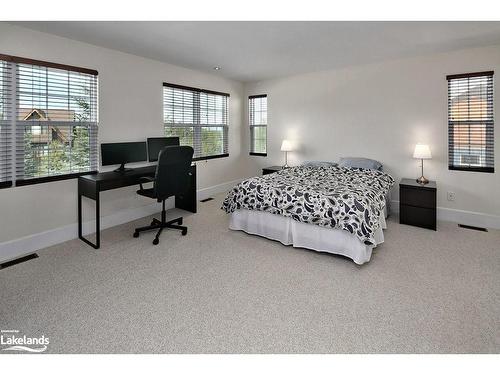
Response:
[79, 165, 156, 183]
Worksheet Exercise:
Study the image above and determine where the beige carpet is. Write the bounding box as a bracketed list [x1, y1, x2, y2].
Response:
[1, 194, 499, 353]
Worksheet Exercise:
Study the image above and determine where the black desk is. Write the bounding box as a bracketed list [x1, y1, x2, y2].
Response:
[78, 164, 197, 249]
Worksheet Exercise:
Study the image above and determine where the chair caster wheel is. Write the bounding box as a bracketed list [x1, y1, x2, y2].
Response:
[133, 231, 139, 238]
[151, 220, 156, 226]
[178, 218, 183, 225]
[153, 238, 159, 245]
[182, 229, 187, 236]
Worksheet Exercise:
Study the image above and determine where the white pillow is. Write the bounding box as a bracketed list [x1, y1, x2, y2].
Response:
[301, 161, 337, 167]
[338, 157, 382, 171]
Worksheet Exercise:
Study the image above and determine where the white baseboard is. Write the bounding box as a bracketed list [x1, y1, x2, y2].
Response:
[0, 179, 242, 264]
[8, 180, 495, 265]
[196, 178, 243, 201]
[391, 200, 500, 229]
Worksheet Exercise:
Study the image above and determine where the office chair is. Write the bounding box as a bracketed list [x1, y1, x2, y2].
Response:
[133, 145, 194, 245]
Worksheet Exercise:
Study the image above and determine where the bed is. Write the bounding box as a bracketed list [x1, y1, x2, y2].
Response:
[221, 164, 394, 264]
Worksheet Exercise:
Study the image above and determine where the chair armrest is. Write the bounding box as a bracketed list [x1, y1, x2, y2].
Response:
[138, 176, 155, 191]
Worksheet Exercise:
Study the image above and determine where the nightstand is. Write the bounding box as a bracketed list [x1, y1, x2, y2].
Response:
[262, 166, 283, 175]
[399, 178, 437, 230]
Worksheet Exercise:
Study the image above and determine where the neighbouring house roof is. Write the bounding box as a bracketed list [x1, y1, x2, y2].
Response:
[18, 108, 76, 144]
[18, 108, 76, 121]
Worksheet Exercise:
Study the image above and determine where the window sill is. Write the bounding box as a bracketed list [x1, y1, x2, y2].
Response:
[193, 153, 229, 162]
[14, 171, 98, 187]
[250, 152, 267, 157]
[449, 166, 494, 173]
[0, 181, 13, 189]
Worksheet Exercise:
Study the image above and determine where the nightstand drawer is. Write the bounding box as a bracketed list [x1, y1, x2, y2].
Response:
[400, 186, 436, 209]
[400, 204, 436, 230]
[262, 166, 283, 175]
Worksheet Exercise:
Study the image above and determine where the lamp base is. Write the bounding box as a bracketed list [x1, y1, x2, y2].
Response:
[416, 175, 429, 185]
[282, 151, 289, 169]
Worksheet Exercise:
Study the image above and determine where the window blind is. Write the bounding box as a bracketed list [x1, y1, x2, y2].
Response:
[447, 71, 494, 173]
[0, 60, 13, 188]
[163, 83, 229, 161]
[0, 54, 98, 186]
[249, 94, 267, 155]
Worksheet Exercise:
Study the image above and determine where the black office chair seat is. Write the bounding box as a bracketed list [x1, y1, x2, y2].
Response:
[136, 187, 156, 199]
[133, 146, 193, 245]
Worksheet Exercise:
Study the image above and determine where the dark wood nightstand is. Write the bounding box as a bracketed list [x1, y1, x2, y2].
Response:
[399, 178, 437, 230]
[262, 166, 284, 175]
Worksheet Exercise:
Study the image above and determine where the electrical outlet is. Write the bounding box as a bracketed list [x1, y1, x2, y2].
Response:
[447, 191, 456, 201]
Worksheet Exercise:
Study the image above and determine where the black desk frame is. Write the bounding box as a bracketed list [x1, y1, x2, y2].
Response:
[78, 165, 197, 249]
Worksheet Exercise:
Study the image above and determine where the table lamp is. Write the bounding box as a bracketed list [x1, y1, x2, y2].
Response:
[280, 140, 292, 168]
[413, 144, 432, 185]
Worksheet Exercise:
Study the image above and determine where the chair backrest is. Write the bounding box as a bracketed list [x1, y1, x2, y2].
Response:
[154, 146, 194, 201]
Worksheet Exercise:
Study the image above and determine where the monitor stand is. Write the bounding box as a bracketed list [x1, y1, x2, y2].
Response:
[113, 163, 133, 173]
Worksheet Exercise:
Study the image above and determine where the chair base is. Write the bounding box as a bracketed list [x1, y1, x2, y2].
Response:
[133, 216, 187, 245]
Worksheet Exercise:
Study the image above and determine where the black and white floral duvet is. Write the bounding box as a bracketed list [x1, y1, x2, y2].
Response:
[222, 166, 394, 246]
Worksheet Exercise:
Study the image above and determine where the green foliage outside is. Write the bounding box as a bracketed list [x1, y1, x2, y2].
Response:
[166, 126, 225, 157]
[252, 126, 266, 154]
[23, 90, 93, 178]
[23, 128, 92, 179]
[166, 127, 194, 149]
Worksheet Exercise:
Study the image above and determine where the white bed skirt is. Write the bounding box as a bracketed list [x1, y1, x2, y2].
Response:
[229, 209, 386, 265]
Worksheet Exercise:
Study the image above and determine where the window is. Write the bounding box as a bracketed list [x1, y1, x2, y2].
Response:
[249, 94, 267, 156]
[163, 83, 229, 161]
[0, 54, 98, 187]
[0, 59, 12, 188]
[447, 71, 494, 173]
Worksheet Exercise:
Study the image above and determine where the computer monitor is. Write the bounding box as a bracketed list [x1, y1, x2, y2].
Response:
[147, 137, 180, 162]
[101, 141, 147, 172]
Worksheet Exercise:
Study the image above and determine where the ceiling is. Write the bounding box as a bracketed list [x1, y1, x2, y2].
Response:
[13, 21, 500, 82]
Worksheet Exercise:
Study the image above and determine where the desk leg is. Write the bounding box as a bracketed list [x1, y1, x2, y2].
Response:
[78, 192, 101, 250]
[175, 166, 197, 213]
[78, 190, 82, 239]
[95, 192, 100, 248]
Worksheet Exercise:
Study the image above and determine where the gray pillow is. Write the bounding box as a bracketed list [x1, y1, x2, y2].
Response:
[338, 157, 382, 171]
[302, 161, 337, 168]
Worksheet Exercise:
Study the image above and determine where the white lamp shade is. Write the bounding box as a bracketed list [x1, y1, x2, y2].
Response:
[413, 144, 432, 159]
[280, 140, 292, 152]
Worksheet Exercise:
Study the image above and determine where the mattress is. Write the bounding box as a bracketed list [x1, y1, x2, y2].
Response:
[229, 208, 386, 265]
[222, 165, 394, 247]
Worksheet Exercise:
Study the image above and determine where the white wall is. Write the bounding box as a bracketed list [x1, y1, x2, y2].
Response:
[1, 23, 500, 251]
[245, 45, 500, 218]
[0, 23, 252, 244]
